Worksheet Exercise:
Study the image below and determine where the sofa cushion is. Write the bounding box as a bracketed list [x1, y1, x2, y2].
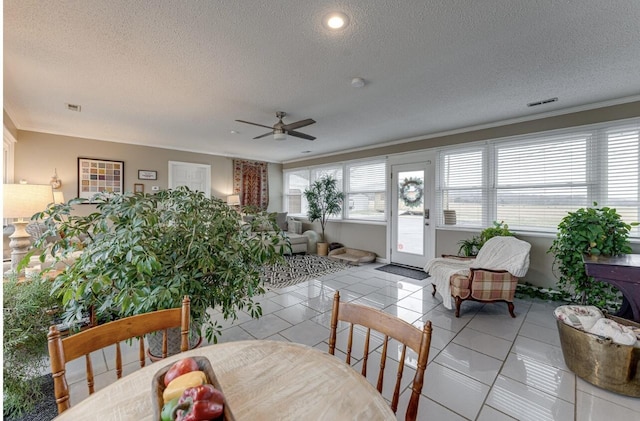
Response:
[287, 218, 302, 235]
[275, 212, 288, 231]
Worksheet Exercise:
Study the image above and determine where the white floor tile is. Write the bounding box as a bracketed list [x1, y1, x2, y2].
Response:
[238, 313, 292, 339]
[272, 302, 320, 325]
[512, 336, 569, 371]
[422, 363, 490, 420]
[396, 393, 468, 421]
[422, 308, 473, 334]
[576, 377, 640, 412]
[477, 405, 517, 420]
[467, 314, 524, 341]
[487, 375, 574, 421]
[434, 342, 502, 385]
[278, 319, 330, 347]
[453, 327, 512, 360]
[576, 389, 640, 421]
[519, 321, 561, 347]
[500, 352, 575, 403]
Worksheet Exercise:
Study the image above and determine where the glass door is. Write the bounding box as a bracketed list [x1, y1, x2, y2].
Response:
[390, 163, 432, 268]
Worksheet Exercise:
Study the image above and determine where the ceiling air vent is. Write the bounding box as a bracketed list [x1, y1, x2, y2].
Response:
[65, 103, 82, 112]
[527, 97, 558, 107]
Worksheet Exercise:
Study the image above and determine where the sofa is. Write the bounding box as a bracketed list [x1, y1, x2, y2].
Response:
[243, 212, 308, 254]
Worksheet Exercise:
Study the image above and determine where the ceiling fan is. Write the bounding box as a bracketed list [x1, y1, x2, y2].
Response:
[235, 111, 316, 141]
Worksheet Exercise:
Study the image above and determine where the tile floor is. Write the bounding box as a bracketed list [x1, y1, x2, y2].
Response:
[62, 262, 640, 421]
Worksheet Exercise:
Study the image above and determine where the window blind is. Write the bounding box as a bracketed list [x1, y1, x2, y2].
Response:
[436, 118, 640, 238]
[346, 160, 386, 221]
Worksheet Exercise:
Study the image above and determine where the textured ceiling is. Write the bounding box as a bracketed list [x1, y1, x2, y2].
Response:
[4, 0, 640, 163]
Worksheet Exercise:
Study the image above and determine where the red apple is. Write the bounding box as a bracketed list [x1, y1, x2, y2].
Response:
[163, 357, 200, 387]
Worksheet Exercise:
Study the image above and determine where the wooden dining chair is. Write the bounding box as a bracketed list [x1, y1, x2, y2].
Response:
[47, 296, 191, 414]
[328, 291, 432, 421]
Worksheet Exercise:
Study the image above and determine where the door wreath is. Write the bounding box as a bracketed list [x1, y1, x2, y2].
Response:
[399, 177, 423, 208]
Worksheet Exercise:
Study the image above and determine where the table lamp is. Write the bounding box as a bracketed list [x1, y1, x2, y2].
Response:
[3, 184, 54, 272]
[226, 194, 240, 207]
[53, 191, 65, 204]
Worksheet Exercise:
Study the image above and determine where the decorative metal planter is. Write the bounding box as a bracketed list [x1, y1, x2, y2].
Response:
[557, 316, 640, 397]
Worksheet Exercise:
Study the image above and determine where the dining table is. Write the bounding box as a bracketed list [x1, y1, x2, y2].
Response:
[54, 339, 396, 420]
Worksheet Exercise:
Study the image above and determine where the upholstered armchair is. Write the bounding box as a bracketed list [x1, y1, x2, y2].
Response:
[425, 236, 531, 318]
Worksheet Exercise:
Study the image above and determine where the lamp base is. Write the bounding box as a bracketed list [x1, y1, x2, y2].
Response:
[9, 220, 32, 273]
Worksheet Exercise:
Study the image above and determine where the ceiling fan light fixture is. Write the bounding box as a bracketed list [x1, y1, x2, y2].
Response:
[324, 12, 348, 30]
[273, 131, 287, 141]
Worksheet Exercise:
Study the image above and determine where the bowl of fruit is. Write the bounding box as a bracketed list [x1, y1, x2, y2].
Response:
[152, 356, 234, 421]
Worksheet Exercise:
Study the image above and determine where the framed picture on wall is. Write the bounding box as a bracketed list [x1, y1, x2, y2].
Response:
[134, 183, 144, 193]
[78, 157, 124, 203]
[138, 169, 157, 180]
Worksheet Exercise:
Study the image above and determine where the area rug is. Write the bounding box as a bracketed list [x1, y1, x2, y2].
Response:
[375, 264, 430, 280]
[262, 255, 349, 289]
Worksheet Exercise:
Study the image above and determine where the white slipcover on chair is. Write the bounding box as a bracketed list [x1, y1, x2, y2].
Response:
[425, 236, 531, 317]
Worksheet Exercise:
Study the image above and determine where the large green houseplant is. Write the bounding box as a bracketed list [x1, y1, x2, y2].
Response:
[548, 203, 635, 308]
[34, 187, 286, 344]
[303, 176, 345, 255]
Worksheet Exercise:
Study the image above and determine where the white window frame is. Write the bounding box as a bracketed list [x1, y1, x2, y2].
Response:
[283, 158, 388, 222]
[435, 118, 640, 238]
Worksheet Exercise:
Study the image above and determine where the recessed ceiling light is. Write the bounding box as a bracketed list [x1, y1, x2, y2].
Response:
[351, 77, 365, 88]
[230, 130, 238, 134]
[324, 12, 349, 30]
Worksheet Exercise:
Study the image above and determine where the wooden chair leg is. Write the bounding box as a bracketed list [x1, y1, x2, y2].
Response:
[454, 296, 462, 318]
[431, 284, 436, 297]
[507, 302, 516, 318]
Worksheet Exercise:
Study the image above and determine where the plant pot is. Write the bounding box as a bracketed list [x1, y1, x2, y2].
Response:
[443, 210, 457, 225]
[317, 242, 329, 256]
[146, 327, 202, 361]
[556, 316, 640, 397]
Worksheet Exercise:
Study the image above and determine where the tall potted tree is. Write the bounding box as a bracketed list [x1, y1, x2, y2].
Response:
[303, 176, 345, 256]
[34, 187, 286, 351]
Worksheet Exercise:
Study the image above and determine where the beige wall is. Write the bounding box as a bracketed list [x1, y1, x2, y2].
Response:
[299, 219, 387, 258]
[14, 130, 283, 214]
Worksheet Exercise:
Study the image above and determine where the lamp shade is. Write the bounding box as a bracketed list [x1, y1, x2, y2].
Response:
[3, 184, 54, 220]
[226, 194, 240, 206]
[53, 191, 65, 204]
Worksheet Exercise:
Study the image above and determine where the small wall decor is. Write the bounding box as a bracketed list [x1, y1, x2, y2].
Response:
[138, 169, 157, 180]
[78, 157, 124, 203]
[50, 168, 62, 189]
[134, 183, 144, 193]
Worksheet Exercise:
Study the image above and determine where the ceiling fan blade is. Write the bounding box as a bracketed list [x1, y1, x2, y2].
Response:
[235, 120, 274, 130]
[253, 132, 273, 140]
[282, 118, 316, 131]
[288, 130, 316, 141]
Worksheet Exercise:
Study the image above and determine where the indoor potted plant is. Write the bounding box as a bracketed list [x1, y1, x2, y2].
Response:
[303, 176, 345, 256]
[34, 187, 286, 351]
[548, 203, 635, 308]
[456, 221, 513, 256]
